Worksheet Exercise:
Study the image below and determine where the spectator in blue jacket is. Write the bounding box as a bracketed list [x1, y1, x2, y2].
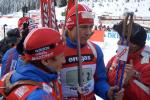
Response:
[1, 28, 20, 77]
[1, 17, 38, 77]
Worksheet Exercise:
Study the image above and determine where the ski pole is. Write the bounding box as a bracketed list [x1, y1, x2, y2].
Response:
[74, 0, 83, 100]
[3, 24, 7, 43]
[113, 12, 133, 98]
[119, 13, 133, 89]
[114, 13, 129, 88]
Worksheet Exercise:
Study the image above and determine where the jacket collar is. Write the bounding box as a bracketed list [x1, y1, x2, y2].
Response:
[11, 59, 58, 83]
[66, 37, 85, 48]
[128, 46, 145, 61]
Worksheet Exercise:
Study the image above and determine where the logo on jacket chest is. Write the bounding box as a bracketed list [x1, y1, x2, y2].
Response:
[65, 54, 94, 64]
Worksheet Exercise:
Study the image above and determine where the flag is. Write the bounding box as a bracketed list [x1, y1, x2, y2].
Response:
[40, 0, 58, 31]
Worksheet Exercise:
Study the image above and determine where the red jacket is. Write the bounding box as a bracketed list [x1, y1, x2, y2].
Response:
[106, 46, 150, 100]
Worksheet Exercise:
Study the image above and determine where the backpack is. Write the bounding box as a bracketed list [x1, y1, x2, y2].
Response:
[0, 72, 42, 100]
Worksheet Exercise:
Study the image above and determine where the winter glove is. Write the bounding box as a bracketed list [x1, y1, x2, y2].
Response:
[107, 86, 124, 100]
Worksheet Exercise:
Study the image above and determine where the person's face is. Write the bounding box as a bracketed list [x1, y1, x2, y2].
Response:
[42, 53, 66, 72]
[53, 53, 66, 71]
[70, 24, 93, 45]
[117, 38, 140, 54]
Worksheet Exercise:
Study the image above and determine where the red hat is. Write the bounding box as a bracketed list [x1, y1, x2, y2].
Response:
[18, 17, 38, 32]
[66, 4, 94, 30]
[23, 28, 64, 61]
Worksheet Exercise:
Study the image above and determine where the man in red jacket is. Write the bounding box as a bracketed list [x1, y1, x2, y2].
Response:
[106, 21, 150, 100]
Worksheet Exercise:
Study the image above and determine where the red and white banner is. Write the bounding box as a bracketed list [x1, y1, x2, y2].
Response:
[40, 0, 58, 31]
[64, 0, 75, 27]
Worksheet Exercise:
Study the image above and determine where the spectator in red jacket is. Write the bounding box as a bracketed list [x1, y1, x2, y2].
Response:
[106, 21, 150, 100]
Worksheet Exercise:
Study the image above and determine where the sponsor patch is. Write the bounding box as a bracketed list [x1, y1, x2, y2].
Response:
[65, 54, 94, 64]
[15, 86, 29, 98]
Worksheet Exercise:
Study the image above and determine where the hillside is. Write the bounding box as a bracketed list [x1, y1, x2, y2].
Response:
[0, 0, 150, 17]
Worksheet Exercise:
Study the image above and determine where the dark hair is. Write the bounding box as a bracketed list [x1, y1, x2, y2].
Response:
[7, 28, 20, 38]
[113, 22, 147, 48]
[0, 39, 10, 55]
[0, 38, 15, 63]
[16, 28, 29, 55]
[0, 34, 19, 58]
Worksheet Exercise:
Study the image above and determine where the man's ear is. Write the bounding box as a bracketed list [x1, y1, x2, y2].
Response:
[67, 29, 76, 42]
[41, 58, 55, 66]
[41, 59, 49, 66]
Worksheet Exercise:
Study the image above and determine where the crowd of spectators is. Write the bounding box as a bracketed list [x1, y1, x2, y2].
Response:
[94, 24, 111, 31]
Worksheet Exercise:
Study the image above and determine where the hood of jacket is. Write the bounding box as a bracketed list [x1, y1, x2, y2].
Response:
[11, 59, 58, 84]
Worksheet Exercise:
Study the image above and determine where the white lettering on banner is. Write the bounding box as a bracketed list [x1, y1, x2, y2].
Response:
[106, 31, 120, 39]
[106, 32, 150, 42]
